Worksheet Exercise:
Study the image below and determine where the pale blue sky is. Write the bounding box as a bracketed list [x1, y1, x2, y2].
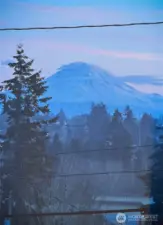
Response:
[0, 0, 163, 94]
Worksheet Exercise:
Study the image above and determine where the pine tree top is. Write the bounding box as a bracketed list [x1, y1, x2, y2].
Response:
[1, 45, 58, 134]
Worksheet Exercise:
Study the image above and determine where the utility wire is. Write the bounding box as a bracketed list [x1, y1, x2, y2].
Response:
[55, 144, 154, 156]
[0, 21, 163, 31]
[1, 162, 158, 180]
[14, 168, 159, 179]
[1, 144, 156, 176]
[51, 168, 157, 178]
[4, 207, 145, 218]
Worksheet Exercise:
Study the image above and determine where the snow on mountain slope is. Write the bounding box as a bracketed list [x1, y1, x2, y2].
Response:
[46, 62, 163, 116]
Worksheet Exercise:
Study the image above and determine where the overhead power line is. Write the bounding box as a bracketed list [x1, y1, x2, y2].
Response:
[0, 21, 163, 31]
[4, 208, 145, 218]
[0, 144, 155, 169]
[55, 144, 154, 156]
[13, 168, 160, 180]
[51, 168, 156, 178]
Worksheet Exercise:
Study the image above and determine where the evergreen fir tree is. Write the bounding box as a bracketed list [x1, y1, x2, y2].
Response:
[139, 125, 163, 224]
[0, 45, 57, 223]
[88, 103, 109, 148]
[112, 108, 122, 124]
[52, 133, 63, 153]
[149, 126, 163, 224]
[110, 109, 133, 168]
[140, 113, 155, 145]
[123, 106, 137, 143]
[58, 109, 67, 126]
[123, 106, 140, 170]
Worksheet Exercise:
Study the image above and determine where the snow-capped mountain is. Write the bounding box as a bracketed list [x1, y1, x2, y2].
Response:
[46, 62, 163, 117]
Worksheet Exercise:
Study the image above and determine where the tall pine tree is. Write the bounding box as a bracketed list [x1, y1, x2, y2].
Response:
[149, 126, 163, 224]
[88, 103, 109, 149]
[109, 109, 133, 169]
[139, 125, 163, 224]
[0, 45, 57, 223]
[123, 106, 138, 144]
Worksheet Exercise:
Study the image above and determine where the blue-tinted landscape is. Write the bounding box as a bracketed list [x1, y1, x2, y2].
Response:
[0, 0, 163, 225]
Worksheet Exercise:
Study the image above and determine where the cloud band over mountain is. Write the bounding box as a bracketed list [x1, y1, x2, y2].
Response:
[119, 75, 163, 86]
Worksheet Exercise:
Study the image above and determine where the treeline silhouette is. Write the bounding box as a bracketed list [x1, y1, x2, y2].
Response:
[50, 104, 156, 170]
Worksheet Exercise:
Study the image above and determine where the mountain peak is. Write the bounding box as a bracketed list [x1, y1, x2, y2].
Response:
[58, 61, 102, 70]
[57, 62, 94, 75]
[60, 61, 91, 68]
[46, 62, 162, 117]
[47, 61, 139, 103]
[48, 61, 114, 82]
